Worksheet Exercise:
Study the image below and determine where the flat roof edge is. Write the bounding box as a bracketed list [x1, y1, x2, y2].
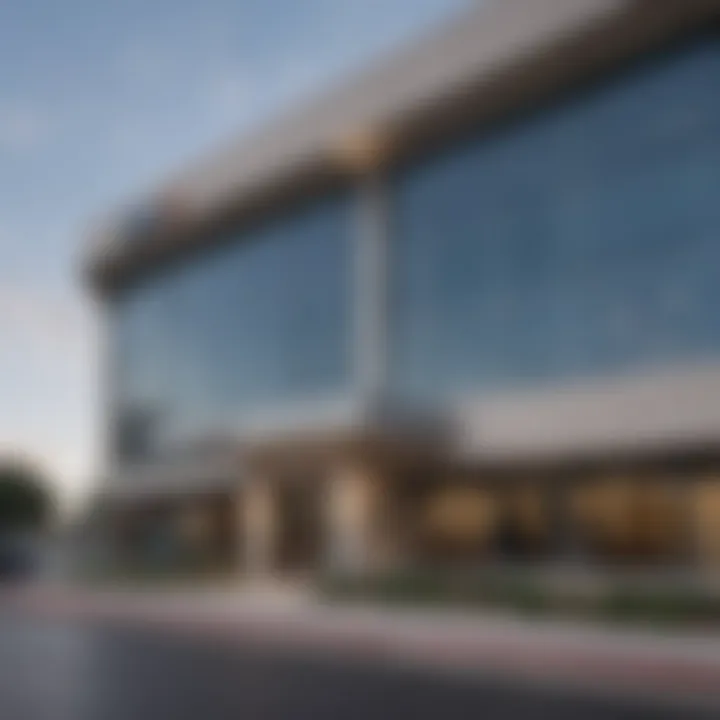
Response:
[85, 0, 720, 293]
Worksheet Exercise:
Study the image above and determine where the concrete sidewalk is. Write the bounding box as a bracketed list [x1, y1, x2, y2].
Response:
[5, 583, 720, 711]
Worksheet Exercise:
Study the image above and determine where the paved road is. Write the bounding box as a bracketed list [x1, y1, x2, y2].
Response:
[0, 609, 715, 720]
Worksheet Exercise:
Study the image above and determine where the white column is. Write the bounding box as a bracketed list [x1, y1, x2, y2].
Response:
[355, 172, 390, 403]
[327, 464, 382, 574]
[243, 478, 275, 577]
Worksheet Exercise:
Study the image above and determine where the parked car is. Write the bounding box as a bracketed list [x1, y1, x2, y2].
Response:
[0, 534, 36, 581]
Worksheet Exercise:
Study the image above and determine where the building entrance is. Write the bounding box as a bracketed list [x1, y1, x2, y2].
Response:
[274, 476, 325, 573]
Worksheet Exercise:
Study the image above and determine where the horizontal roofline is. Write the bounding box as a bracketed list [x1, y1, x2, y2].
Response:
[84, 0, 720, 293]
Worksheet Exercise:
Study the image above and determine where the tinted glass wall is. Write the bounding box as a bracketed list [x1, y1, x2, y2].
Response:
[113, 195, 353, 461]
[391, 35, 720, 399]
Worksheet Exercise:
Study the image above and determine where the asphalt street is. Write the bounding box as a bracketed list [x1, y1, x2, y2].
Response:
[0, 608, 715, 720]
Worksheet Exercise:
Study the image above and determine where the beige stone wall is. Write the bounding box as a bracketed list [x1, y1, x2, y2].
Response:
[327, 464, 380, 573]
[325, 462, 410, 574]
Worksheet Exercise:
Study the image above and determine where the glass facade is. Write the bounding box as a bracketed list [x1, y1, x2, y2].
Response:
[113, 194, 353, 461]
[391, 35, 720, 399]
[112, 34, 720, 463]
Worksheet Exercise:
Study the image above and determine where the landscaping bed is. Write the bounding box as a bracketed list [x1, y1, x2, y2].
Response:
[321, 568, 720, 628]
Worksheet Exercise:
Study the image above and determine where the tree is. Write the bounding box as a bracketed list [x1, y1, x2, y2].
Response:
[0, 459, 54, 532]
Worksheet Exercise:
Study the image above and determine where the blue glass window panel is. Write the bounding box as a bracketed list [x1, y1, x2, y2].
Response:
[113, 193, 353, 459]
[391, 35, 720, 399]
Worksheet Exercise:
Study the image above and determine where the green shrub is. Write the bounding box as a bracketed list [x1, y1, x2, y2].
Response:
[601, 588, 720, 625]
[321, 569, 720, 627]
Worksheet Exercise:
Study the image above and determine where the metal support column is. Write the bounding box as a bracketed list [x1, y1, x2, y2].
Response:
[354, 172, 390, 405]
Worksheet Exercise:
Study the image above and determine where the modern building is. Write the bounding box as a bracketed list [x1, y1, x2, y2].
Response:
[85, 0, 720, 578]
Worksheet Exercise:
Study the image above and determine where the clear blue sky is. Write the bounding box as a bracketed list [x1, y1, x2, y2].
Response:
[0, 0, 471, 510]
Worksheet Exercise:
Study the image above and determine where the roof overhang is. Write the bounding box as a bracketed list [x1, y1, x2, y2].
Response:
[102, 361, 720, 501]
[452, 363, 720, 466]
[85, 0, 720, 295]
